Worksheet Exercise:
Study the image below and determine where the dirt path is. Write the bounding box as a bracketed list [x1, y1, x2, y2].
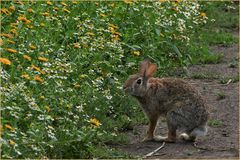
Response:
[115, 32, 239, 159]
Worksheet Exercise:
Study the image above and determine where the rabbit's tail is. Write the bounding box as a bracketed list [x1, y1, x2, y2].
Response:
[190, 125, 208, 137]
[180, 125, 208, 141]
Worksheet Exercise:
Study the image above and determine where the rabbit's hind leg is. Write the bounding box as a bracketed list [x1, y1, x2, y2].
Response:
[179, 133, 196, 142]
[165, 125, 177, 142]
[155, 118, 177, 143]
[180, 125, 207, 142]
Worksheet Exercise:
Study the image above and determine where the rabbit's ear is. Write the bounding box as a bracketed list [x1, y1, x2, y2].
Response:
[145, 63, 157, 78]
[139, 59, 150, 76]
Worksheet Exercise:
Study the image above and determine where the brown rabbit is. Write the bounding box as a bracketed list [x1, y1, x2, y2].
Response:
[123, 59, 209, 142]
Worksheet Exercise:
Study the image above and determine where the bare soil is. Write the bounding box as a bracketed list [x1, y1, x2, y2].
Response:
[114, 32, 239, 159]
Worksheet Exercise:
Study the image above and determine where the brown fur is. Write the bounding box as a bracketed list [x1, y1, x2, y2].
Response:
[123, 60, 209, 142]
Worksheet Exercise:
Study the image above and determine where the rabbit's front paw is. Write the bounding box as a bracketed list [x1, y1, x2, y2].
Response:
[142, 136, 154, 142]
[153, 135, 167, 141]
[154, 135, 176, 143]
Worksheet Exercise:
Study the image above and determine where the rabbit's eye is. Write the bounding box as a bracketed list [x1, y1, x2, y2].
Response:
[136, 79, 141, 84]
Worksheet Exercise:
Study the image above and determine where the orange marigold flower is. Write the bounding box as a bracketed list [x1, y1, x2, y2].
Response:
[123, 0, 133, 5]
[27, 8, 33, 13]
[112, 34, 120, 41]
[23, 55, 32, 61]
[32, 65, 45, 74]
[41, 12, 50, 17]
[5, 124, 15, 131]
[14, 1, 24, 5]
[172, 7, 179, 12]
[18, 16, 31, 24]
[7, 40, 16, 45]
[108, 23, 118, 29]
[10, 29, 17, 35]
[47, 1, 53, 5]
[0, 58, 11, 65]
[108, 26, 115, 33]
[90, 118, 101, 128]
[6, 48, 17, 53]
[200, 12, 206, 18]
[61, 2, 67, 6]
[63, 8, 71, 13]
[1, 33, 13, 38]
[132, 51, 140, 56]
[113, 31, 121, 36]
[21, 73, 30, 80]
[27, 25, 34, 29]
[73, 43, 80, 48]
[31, 64, 46, 74]
[31, 64, 40, 70]
[9, 6, 16, 11]
[175, 0, 182, 3]
[86, 32, 95, 36]
[29, 44, 37, 50]
[34, 75, 44, 83]
[0, 39, 3, 46]
[1, 8, 11, 15]
[72, 1, 77, 4]
[9, 140, 16, 146]
[73, 83, 80, 88]
[38, 57, 48, 62]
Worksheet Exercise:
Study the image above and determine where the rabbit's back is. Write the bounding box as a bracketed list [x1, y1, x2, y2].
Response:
[148, 78, 206, 106]
[144, 78, 209, 130]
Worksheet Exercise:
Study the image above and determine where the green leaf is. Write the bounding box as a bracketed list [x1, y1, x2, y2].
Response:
[155, 28, 160, 36]
[172, 44, 182, 58]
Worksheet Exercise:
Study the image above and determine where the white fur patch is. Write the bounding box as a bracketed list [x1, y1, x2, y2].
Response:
[191, 126, 208, 137]
[179, 133, 190, 140]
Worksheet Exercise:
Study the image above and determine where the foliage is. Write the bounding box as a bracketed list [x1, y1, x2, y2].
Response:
[208, 119, 224, 128]
[0, 0, 237, 159]
[188, 1, 238, 64]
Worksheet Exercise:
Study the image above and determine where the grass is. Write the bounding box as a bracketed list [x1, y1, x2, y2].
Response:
[203, 2, 239, 30]
[208, 119, 224, 128]
[219, 76, 239, 84]
[201, 31, 238, 46]
[228, 58, 238, 68]
[215, 92, 226, 100]
[188, 1, 239, 65]
[199, 53, 224, 64]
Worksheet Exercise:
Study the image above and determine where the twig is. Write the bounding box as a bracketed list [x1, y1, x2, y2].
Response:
[143, 142, 165, 158]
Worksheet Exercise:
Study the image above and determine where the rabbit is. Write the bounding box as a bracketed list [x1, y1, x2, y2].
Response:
[123, 59, 209, 142]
